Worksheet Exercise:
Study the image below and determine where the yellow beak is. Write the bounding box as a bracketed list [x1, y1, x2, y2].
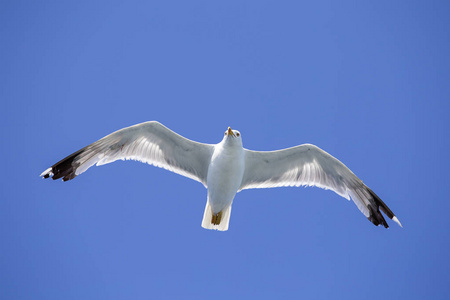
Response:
[227, 127, 236, 137]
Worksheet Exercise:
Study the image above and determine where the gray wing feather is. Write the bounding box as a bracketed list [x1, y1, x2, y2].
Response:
[240, 144, 401, 228]
[41, 121, 214, 186]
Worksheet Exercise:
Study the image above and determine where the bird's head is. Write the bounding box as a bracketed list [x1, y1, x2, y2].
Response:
[222, 126, 242, 146]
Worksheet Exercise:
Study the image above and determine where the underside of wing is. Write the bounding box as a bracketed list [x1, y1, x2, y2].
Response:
[41, 121, 214, 186]
[240, 144, 401, 228]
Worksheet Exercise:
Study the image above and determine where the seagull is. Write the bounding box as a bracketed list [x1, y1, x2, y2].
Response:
[41, 121, 402, 231]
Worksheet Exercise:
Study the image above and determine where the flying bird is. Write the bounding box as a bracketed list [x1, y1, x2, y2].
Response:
[41, 121, 402, 231]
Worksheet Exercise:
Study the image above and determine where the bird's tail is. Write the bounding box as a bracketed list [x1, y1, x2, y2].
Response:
[201, 201, 232, 231]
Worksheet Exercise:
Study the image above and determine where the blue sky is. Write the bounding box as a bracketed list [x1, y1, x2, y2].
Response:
[1, 1, 449, 299]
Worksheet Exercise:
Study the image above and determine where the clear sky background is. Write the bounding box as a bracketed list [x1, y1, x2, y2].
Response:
[2, 1, 449, 299]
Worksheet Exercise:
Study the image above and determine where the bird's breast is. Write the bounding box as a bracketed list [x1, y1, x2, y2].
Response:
[206, 146, 245, 213]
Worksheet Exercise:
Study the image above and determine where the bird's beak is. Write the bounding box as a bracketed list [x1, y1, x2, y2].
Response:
[227, 127, 236, 137]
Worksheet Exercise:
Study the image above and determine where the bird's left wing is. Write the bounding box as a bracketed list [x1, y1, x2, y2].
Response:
[41, 121, 214, 186]
[240, 144, 401, 228]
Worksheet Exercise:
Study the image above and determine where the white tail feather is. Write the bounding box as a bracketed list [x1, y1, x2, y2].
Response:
[201, 201, 232, 231]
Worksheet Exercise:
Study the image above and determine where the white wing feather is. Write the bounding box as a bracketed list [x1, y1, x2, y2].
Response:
[41, 121, 214, 186]
[240, 144, 401, 227]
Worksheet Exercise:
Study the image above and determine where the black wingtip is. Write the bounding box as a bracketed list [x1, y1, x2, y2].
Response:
[367, 204, 389, 228]
[44, 148, 85, 181]
[366, 187, 401, 228]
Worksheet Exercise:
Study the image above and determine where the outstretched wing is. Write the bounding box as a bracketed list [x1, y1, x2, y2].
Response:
[41, 121, 214, 186]
[240, 144, 401, 228]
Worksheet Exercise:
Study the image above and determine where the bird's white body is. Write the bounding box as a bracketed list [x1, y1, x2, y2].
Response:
[203, 132, 245, 230]
[41, 121, 402, 231]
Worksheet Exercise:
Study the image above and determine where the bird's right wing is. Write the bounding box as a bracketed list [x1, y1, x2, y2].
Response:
[240, 144, 401, 228]
[41, 121, 214, 186]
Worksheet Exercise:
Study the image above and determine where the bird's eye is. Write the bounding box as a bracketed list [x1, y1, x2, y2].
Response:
[236, 132, 240, 137]
[225, 132, 227, 136]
